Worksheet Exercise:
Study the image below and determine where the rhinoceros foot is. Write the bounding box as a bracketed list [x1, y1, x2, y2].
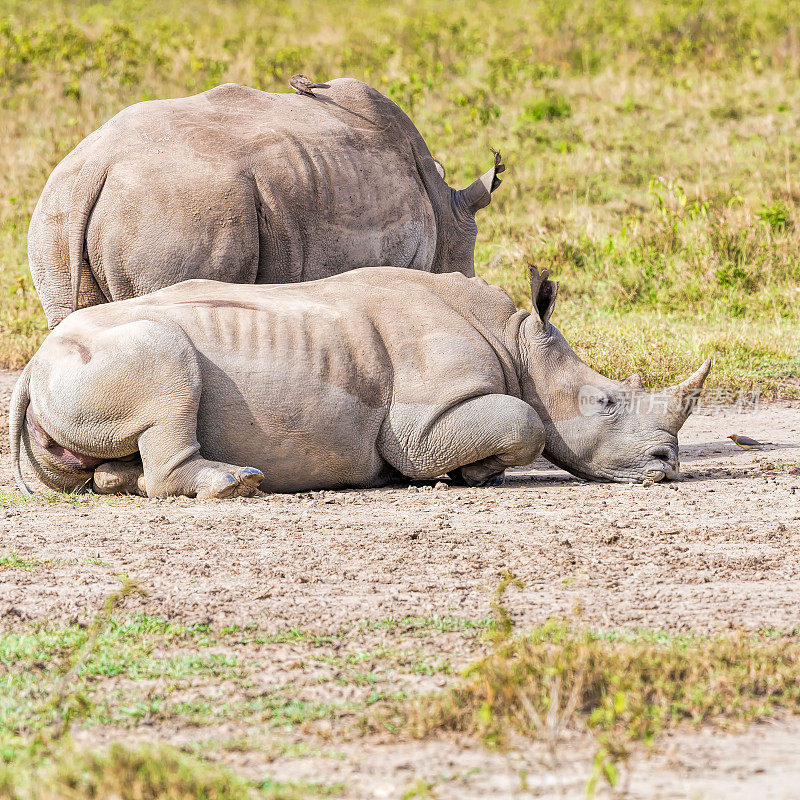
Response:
[197, 466, 265, 499]
[93, 460, 147, 496]
[449, 461, 507, 487]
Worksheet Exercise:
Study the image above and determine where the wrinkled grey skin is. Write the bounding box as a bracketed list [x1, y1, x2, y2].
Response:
[10, 267, 711, 498]
[28, 79, 503, 329]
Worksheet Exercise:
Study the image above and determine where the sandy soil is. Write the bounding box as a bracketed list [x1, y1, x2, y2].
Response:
[1, 368, 799, 798]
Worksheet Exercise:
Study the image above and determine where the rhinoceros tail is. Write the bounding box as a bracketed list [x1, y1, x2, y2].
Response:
[9, 361, 34, 495]
[68, 156, 108, 314]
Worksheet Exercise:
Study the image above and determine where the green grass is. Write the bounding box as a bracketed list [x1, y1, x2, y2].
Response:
[0, 743, 256, 800]
[0, 603, 488, 796]
[760, 459, 800, 472]
[0, 615, 350, 739]
[359, 615, 494, 635]
[0, 742, 343, 799]
[0, 597, 358, 798]
[0, 0, 798, 390]
[0, 555, 39, 571]
[400, 779, 438, 799]
[0, 618, 243, 742]
[0, 489, 137, 507]
[4, 587, 800, 796]
[0, 610, 485, 759]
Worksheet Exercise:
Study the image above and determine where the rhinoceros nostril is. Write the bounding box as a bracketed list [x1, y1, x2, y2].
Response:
[648, 446, 677, 468]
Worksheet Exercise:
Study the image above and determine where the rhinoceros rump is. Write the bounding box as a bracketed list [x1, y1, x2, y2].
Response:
[28, 80, 503, 328]
[10, 267, 710, 497]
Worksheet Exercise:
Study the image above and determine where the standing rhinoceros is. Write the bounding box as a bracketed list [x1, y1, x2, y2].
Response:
[28, 79, 504, 328]
[10, 266, 710, 497]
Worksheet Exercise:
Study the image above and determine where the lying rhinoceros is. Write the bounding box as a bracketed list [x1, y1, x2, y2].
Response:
[28, 79, 503, 328]
[10, 267, 710, 497]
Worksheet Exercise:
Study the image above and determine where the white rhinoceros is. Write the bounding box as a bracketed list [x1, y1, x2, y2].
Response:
[28, 79, 504, 328]
[11, 267, 710, 498]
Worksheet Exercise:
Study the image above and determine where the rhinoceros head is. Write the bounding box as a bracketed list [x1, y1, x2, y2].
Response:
[519, 266, 711, 482]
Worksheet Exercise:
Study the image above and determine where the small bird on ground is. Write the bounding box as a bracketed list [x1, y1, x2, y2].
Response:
[289, 74, 331, 96]
[728, 434, 766, 450]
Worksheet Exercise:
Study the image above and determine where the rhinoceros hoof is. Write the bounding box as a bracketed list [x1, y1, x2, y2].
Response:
[93, 461, 146, 496]
[470, 470, 505, 487]
[450, 466, 506, 487]
[201, 466, 265, 499]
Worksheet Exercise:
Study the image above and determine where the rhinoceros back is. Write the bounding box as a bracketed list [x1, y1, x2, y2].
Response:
[91, 268, 524, 414]
[28, 80, 459, 328]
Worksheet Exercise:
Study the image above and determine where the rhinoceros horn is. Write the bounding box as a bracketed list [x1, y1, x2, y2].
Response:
[660, 358, 713, 435]
[456, 150, 505, 212]
[621, 372, 645, 390]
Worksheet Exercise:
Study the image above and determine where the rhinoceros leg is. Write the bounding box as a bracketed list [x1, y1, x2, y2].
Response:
[94, 456, 265, 499]
[123, 330, 265, 499]
[139, 417, 265, 499]
[379, 394, 544, 486]
[32, 319, 264, 499]
[94, 445, 264, 499]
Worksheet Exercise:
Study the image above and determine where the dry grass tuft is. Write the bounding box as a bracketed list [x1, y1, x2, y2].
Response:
[373, 577, 800, 791]
[407, 623, 800, 741]
[0, 743, 257, 800]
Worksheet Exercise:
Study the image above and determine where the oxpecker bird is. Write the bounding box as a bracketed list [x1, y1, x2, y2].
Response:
[289, 74, 331, 96]
[728, 434, 766, 450]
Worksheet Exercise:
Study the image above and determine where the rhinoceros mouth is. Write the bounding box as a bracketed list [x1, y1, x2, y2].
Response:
[642, 463, 669, 482]
[643, 444, 680, 480]
[595, 460, 678, 483]
[601, 463, 675, 483]
[543, 450, 681, 484]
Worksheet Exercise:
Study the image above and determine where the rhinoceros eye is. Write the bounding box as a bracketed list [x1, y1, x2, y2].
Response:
[599, 394, 620, 414]
[577, 386, 622, 417]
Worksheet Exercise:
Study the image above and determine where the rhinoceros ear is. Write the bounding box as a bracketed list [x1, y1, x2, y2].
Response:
[433, 158, 446, 180]
[455, 150, 505, 212]
[529, 265, 558, 325]
[487, 148, 504, 192]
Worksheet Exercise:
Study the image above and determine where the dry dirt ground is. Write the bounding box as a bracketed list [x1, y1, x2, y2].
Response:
[1, 369, 799, 798]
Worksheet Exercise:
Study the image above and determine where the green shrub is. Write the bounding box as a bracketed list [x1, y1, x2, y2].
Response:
[520, 94, 572, 122]
[758, 200, 792, 232]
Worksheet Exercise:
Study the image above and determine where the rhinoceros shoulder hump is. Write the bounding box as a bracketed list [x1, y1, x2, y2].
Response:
[466, 275, 517, 311]
[201, 82, 266, 105]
